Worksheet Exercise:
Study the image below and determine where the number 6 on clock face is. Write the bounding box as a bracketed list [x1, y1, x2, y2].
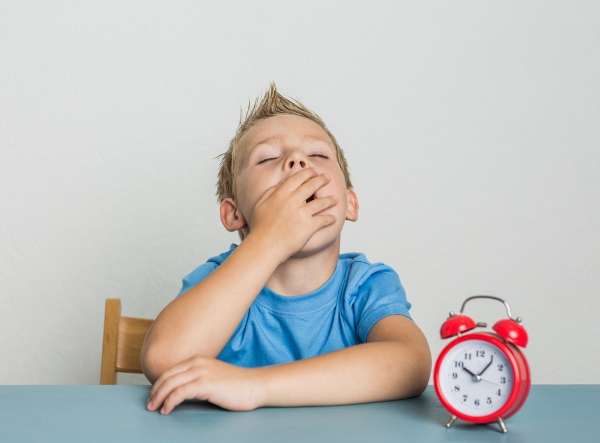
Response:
[438, 339, 513, 417]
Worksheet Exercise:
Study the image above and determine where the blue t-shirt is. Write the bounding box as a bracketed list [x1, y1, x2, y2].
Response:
[176, 243, 413, 368]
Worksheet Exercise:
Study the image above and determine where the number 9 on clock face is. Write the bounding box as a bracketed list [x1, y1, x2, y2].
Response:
[438, 339, 513, 416]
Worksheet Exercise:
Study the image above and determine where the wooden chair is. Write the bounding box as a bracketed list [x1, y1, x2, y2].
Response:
[100, 298, 153, 384]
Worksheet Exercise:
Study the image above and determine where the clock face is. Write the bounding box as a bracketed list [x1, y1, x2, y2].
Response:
[438, 339, 514, 417]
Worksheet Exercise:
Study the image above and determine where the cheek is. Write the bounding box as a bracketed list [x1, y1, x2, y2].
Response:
[328, 186, 348, 216]
[336, 195, 348, 216]
[244, 177, 280, 214]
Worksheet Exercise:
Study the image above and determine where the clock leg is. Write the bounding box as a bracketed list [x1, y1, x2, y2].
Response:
[497, 417, 508, 433]
[445, 415, 457, 428]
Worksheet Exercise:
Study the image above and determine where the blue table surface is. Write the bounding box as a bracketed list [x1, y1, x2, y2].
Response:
[0, 384, 596, 442]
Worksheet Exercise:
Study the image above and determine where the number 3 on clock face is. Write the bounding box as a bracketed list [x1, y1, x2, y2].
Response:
[438, 339, 513, 416]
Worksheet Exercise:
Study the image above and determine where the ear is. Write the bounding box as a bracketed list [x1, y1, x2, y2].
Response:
[220, 197, 248, 233]
[345, 188, 359, 222]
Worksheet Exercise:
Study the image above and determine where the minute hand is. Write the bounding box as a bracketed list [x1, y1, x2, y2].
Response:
[478, 355, 494, 376]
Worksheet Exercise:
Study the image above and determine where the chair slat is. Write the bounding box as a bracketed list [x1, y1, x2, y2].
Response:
[100, 299, 121, 384]
[100, 298, 154, 384]
[116, 316, 153, 373]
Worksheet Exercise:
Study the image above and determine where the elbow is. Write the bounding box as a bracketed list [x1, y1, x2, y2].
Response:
[140, 329, 209, 384]
[415, 341, 433, 396]
[405, 338, 433, 398]
[140, 336, 218, 386]
[140, 326, 176, 385]
[142, 346, 217, 385]
[140, 338, 160, 384]
[140, 348, 162, 385]
[411, 370, 430, 398]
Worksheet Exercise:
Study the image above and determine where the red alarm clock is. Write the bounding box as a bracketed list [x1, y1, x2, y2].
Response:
[433, 295, 530, 433]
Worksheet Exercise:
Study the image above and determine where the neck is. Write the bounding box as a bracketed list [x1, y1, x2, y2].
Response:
[264, 236, 341, 297]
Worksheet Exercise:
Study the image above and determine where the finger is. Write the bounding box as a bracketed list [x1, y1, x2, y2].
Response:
[298, 174, 331, 203]
[313, 213, 336, 230]
[149, 365, 190, 401]
[255, 169, 321, 208]
[161, 379, 208, 415]
[148, 368, 201, 411]
[149, 357, 195, 399]
[306, 195, 338, 215]
[277, 167, 319, 197]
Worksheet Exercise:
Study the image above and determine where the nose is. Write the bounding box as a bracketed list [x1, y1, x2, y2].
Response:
[284, 150, 310, 172]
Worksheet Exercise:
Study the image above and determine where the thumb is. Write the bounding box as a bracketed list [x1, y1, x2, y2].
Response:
[257, 184, 278, 205]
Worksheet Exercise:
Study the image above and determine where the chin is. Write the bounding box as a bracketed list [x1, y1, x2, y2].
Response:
[290, 222, 341, 259]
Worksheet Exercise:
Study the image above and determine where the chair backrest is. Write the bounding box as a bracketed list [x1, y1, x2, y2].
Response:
[100, 298, 153, 384]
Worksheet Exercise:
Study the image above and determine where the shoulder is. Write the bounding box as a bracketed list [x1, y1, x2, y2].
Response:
[339, 250, 405, 300]
[178, 243, 238, 297]
[339, 251, 413, 343]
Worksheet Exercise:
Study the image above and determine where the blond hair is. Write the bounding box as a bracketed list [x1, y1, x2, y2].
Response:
[214, 81, 353, 241]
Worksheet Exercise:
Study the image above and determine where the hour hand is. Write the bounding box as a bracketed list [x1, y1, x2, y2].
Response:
[461, 364, 477, 377]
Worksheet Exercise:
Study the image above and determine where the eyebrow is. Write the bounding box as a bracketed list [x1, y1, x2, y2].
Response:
[245, 135, 335, 164]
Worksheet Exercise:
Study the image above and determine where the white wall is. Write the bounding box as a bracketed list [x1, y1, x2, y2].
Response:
[1, 0, 598, 385]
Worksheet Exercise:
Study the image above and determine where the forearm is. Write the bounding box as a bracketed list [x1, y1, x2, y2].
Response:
[143, 233, 282, 365]
[255, 341, 431, 407]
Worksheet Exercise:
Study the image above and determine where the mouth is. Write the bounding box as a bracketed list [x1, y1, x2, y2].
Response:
[306, 192, 317, 203]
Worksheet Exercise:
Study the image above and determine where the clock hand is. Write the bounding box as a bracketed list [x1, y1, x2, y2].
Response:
[461, 364, 477, 377]
[460, 364, 481, 381]
[478, 355, 494, 376]
[479, 376, 500, 386]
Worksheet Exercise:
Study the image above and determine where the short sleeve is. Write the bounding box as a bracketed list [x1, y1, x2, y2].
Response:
[176, 261, 218, 298]
[352, 269, 413, 343]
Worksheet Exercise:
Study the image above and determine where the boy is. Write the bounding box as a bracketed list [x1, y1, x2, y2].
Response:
[141, 83, 432, 414]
